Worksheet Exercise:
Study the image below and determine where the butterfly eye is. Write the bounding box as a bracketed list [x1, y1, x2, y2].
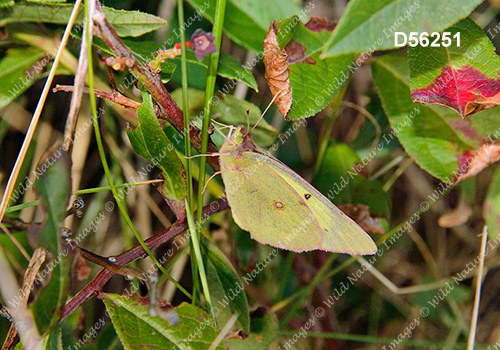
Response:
[235, 133, 244, 144]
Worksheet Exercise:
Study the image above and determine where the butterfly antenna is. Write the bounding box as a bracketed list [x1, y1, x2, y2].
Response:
[250, 90, 282, 135]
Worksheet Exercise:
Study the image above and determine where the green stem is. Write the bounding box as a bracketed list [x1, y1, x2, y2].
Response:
[197, 0, 227, 225]
[194, 0, 227, 319]
[176, 0, 200, 305]
[312, 82, 349, 180]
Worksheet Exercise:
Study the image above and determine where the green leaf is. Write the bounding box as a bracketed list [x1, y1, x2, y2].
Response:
[38, 325, 63, 350]
[28, 146, 72, 335]
[186, 0, 305, 51]
[287, 52, 355, 119]
[322, 0, 482, 57]
[485, 166, 500, 240]
[170, 88, 279, 147]
[0, 3, 167, 37]
[101, 294, 224, 350]
[225, 308, 278, 350]
[372, 54, 500, 181]
[409, 18, 500, 118]
[172, 51, 258, 91]
[202, 240, 250, 333]
[271, 16, 356, 119]
[314, 143, 390, 217]
[0, 0, 14, 8]
[126, 92, 186, 213]
[0, 47, 46, 108]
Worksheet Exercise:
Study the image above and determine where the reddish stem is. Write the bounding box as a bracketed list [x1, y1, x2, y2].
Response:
[61, 198, 228, 319]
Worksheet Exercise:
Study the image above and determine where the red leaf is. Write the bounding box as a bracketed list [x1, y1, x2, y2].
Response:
[412, 65, 500, 118]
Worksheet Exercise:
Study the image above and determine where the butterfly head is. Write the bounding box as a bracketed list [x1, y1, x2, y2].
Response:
[222, 126, 256, 155]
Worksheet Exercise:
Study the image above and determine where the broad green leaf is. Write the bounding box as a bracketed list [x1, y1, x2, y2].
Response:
[322, 0, 482, 57]
[0, 3, 167, 37]
[28, 145, 72, 335]
[409, 19, 500, 118]
[126, 92, 186, 214]
[225, 307, 278, 350]
[170, 88, 279, 147]
[314, 143, 390, 218]
[202, 240, 250, 333]
[372, 55, 500, 181]
[101, 294, 224, 350]
[270, 16, 356, 119]
[0, 47, 46, 108]
[485, 166, 500, 240]
[186, 0, 306, 51]
[287, 52, 355, 119]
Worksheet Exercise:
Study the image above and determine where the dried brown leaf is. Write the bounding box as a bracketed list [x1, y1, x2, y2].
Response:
[263, 21, 293, 119]
[453, 141, 500, 183]
[339, 204, 384, 235]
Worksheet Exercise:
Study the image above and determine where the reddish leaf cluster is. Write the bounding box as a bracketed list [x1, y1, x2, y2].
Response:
[412, 65, 500, 118]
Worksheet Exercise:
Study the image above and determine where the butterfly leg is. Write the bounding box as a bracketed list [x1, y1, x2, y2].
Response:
[202, 171, 222, 194]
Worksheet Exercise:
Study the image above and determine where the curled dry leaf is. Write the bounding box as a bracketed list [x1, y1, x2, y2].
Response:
[263, 21, 293, 119]
[453, 141, 500, 184]
[339, 204, 384, 235]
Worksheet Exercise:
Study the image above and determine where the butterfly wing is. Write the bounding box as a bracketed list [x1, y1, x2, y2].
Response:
[226, 151, 377, 255]
[220, 152, 323, 252]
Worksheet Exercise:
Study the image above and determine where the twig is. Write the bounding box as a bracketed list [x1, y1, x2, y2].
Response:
[53, 85, 141, 111]
[467, 226, 488, 350]
[61, 197, 229, 320]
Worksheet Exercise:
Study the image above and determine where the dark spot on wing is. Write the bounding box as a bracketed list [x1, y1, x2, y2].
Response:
[304, 193, 311, 200]
[273, 200, 285, 211]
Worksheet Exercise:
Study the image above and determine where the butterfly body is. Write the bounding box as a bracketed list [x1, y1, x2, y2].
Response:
[219, 127, 377, 255]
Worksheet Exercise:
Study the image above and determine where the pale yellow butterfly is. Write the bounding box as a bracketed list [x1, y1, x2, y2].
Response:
[218, 126, 377, 255]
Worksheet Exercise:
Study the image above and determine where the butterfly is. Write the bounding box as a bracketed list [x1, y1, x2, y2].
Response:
[218, 126, 377, 255]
